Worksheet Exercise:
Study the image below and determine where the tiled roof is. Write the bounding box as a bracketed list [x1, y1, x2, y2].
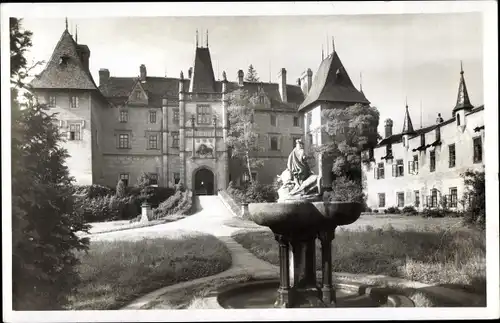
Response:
[30, 29, 97, 90]
[189, 47, 216, 93]
[298, 51, 370, 112]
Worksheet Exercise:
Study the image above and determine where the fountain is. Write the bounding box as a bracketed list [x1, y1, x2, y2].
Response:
[217, 139, 413, 308]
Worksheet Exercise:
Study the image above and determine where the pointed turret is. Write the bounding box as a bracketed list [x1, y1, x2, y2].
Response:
[188, 46, 216, 93]
[30, 28, 97, 90]
[453, 61, 473, 116]
[401, 101, 415, 135]
[298, 50, 369, 112]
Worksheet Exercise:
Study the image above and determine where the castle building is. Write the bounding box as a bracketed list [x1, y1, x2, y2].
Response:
[30, 25, 365, 194]
[362, 63, 485, 211]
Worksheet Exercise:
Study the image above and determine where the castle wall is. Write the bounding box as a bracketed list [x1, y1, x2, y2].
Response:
[363, 109, 484, 211]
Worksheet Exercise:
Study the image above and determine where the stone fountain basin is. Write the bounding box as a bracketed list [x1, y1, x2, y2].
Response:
[248, 201, 363, 233]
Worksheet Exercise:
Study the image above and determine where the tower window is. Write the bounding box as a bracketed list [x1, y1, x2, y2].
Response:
[70, 96, 79, 109]
[473, 136, 482, 163]
[449, 144, 456, 168]
[196, 105, 211, 125]
[430, 151, 436, 172]
[456, 114, 461, 126]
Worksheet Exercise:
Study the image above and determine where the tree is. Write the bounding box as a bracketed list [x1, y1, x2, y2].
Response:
[317, 103, 380, 183]
[226, 89, 264, 184]
[245, 64, 260, 82]
[11, 18, 90, 310]
[462, 168, 485, 229]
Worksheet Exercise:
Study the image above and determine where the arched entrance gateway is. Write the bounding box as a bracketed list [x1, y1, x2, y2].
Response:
[193, 168, 215, 195]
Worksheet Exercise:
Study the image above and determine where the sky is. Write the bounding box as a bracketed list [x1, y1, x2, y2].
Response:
[21, 12, 483, 134]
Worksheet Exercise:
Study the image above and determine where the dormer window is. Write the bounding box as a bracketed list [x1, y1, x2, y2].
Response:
[456, 114, 461, 126]
[420, 134, 426, 147]
[59, 55, 70, 66]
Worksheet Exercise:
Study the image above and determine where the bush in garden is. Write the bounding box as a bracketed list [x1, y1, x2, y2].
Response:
[324, 176, 365, 204]
[75, 195, 138, 223]
[384, 206, 401, 214]
[73, 184, 114, 199]
[151, 189, 193, 220]
[373, 209, 379, 214]
[402, 205, 418, 216]
[227, 181, 278, 203]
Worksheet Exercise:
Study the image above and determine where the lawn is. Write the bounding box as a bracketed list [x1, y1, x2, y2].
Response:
[66, 233, 232, 310]
[232, 225, 486, 295]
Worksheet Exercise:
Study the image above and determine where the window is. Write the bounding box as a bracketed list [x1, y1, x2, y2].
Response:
[119, 173, 129, 187]
[173, 109, 180, 124]
[430, 151, 436, 172]
[456, 114, 461, 126]
[69, 124, 81, 141]
[393, 159, 404, 177]
[450, 187, 458, 208]
[414, 190, 420, 207]
[386, 144, 393, 158]
[397, 192, 405, 207]
[420, 134, 425, 147]
[48, 95, 56, 107]
[118, 134, 129, 149]
[473, 137, 482, 163]
[172, 132, 179, 148]
[197, 105, 211, 125]
[412, 155, 419, 174]
[449, 144, 456, 168]
[378, 193, 386, 207]
[430, 189, 438, 208]
[270, 115, 277, 126]
[135, 91, 142, 100]
[270, 136, 279, 151]
[293, 116, 300, 127]
[173, 172, 180, 184]
[375, 162, 385, 179]
[149, 111, 157, 123]
[148, 134, 158, 149]
[120, 110, 128, 123]
[149, 173, 158, 186]
[70, 96, 79, 109]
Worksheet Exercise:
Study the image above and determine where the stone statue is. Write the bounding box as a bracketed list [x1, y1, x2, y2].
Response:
[277, 139, 321, 201]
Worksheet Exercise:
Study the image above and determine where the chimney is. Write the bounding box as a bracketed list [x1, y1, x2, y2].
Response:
[140, 64, 147, 82]
[188, 67, 193, 79]
[99, 68, 110, 87]
[306, 68, 313, 92]
[278, 68, 287, 102]
[384, 119, 393, 138]
[297, 78, 301, 86]
[237, 70, 244, 86]
[436, 113, 444, 124]
[300, 68, 313, 95]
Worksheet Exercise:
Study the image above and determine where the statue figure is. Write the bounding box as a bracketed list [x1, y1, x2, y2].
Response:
[277, 139, 321, 201]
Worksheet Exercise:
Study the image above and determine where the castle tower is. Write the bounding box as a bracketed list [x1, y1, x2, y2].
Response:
[30, 26, 107, 185]
[452, 61, 474, 130]
[401, 100, 415, 148]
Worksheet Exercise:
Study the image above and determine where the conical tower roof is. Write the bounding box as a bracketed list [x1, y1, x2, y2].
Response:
[298, 51, 369, 112]
[189, 46, 216, 93]
[402, 102, 415, 135]
[453, 61, 473, 114]
[30, 29, 97, 90]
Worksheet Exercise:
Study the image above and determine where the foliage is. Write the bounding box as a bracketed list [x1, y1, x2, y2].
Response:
[135, 172, 155, 202]
[66, 235, 232, 310]
[402, 206, 419, 216]
[116, 180, 127, 198]
[11, 18, 89, 310]
[318, 103, 380, 182]
[73, 184, 114, 199]
[323, 176, 365, 204]
[244, 64, 260, 82]
[226, 181, 278, 205]
[384, 206, 401, 214]
[226, 89, 265, 184]
[373, 209, 379, 214]
[462, 168, 485, 229]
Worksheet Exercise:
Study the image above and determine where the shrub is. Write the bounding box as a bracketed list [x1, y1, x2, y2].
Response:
[325, 176, 365, 203]
[384, 206, 401, 214]
[373, 209, 379, 214]
[227, 181, 277, 204]
[151, 189, 193, 220]
[421, 208, 444, 218]
[75, 195, 138, 223]
[462, 169, 485, 229]
[402, 206, 418, 216]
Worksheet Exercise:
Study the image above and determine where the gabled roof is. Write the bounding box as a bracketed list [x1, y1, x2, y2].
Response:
[453, 62, 474, 113]
[298, 51, 370, 112]
[189, 47, 216, 93]
[401, 104, 415, 135]
[30, 29, 97, 90]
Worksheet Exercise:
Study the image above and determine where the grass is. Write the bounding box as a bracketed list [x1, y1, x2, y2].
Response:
[232, 225, 486, 296]
[66, 233, 232, 310]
